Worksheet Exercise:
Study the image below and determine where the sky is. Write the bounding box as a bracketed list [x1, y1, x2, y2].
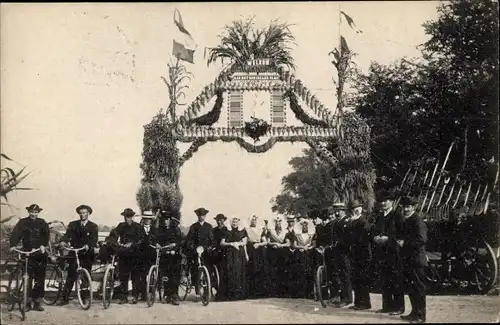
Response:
[1, 2, 439, 227]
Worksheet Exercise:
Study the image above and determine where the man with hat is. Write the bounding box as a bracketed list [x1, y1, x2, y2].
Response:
[138, 211, 157, 301]
[108, 208, 146, 304]
[345, 199, 372, 310]
[58, 204, 98, 306]
[372, 191, 405, 315]
[9, 204, 50, 311]
[395, 196, 428, 323]
[184, 207, 214, 296]
[153, 210, 183, 305]
[330, 202, 353, 307]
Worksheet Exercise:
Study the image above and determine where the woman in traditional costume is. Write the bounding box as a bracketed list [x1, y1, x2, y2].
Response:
[245, 215, 269, 299]
[220, 217, 248, 301]
[266, 216, 293, 298]
[292, 218, 316, 299]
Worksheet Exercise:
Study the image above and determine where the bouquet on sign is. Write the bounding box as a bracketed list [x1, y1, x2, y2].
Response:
[244, 117, 270, 142]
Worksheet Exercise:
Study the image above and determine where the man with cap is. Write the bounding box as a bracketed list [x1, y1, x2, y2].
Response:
[372, 191, 405, 314]
[395, 196, 428, 323]
[284, 216, 297, 297]
[108, 208, 146, 304]
[184, 207, 214, 296]
[153, 210, 183, 305]
[345, 200, 372, 310]
[9, 204, 50, 311]
[330, 202, 353, 307]
[58, 204, 98, 306]
[138, 211, 156, 301]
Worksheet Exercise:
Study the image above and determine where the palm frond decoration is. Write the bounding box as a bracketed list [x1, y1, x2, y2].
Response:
[207, 17, 296, 71]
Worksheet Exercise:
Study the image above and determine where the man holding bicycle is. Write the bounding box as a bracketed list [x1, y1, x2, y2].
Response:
[184, 207, 215, 297]
[58, 204, 98, 306]
[9, 204, 50, 312]
[153, 211, 183, 305]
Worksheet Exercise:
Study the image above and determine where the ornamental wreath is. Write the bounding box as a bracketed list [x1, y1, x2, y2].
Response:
[244, 117, 270, 142]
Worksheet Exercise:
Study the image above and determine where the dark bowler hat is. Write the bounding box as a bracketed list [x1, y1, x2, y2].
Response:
[318, 208, 330, 220]
[400, 196, 418, 206]
[348, 200, 363, 209]
[194, 207, 209, 216]
[120, 208, 136, 217]
[26, 204, 43, 212]
[214, 213, 227, 221]
[76, 204, 93, 215]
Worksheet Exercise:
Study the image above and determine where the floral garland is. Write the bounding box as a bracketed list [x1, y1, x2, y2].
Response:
[285, 89, 329, 127]
[178, 139, 208, 166]
[184, 89, 224, 126]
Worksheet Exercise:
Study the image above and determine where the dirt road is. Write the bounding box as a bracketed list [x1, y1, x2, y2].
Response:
[2, 293, 499, 324]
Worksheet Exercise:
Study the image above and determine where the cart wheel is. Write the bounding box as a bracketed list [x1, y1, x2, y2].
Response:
[43, 263, 63, 305]
[102, 265, 115, 309]
[178, 264, 190, 301]
[76, 268, 93, 310]
[146, 266, 158, 307]
[467, 240, 498, 293]
[315, 265, 328, 308]
[198, 266, 211, 306]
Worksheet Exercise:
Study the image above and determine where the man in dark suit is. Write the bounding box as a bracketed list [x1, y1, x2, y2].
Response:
[9, 204, 50, 311]
[138, 211, 156, 301]
[372, 191, 405, 314]
[107, 208, 146, 304]
[346, 200, 372, 310]
[153, 211, 183, 305]
[396, 196, 428, 323]
[184, 207, 214, 296]
[58, 204, 98, 306]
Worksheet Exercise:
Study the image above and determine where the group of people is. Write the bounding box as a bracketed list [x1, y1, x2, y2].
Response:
[8, 191, 427, 323]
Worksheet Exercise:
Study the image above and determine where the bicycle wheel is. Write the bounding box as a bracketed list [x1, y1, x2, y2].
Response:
[315, 265, 328, 308]
[198, 266, 211, 306]
[146, 265, 158, 307]
[76, 268, 93, 310]
[178, 264, 190, 301]
[6, 267, 22, 312]
[102, 265, 115, 309]
[210, 265, 220, 299]
[43, 263, 63, 305]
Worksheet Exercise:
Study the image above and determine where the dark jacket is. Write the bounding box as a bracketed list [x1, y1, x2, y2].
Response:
[345, 216, 372, 266]
[10, 217, 50, 251]
[108, 221, 146, 255]
[185, 221, 214, 251]
[372, 209, 403, 265]
[314, 222, 334, 247]
[213, 226, 228, 248]
[60, 220, 98, 250]
[395, 213, 428, 268]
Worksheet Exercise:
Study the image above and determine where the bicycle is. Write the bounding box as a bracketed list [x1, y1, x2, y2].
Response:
[5, 248, 41, 321]
[146, 244, 178, 307]
[177, 246, 212, 306]
[314, 244, 335, 308]
[101, 253, 119, 309]
[60, 246, 93, 310]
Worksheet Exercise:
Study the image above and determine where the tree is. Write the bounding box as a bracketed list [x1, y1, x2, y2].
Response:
[207, 17, 296, 70]
[353, 0, 499, 188]
[1, 154, 34, 224]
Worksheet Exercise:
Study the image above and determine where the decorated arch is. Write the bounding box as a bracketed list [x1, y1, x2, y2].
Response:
[137, 58, 373, 217]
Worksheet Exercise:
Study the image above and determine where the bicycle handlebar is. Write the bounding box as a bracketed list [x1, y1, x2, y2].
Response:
[11, 248, 41, 255]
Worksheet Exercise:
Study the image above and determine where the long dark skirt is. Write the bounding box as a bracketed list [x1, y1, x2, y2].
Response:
[293, 249, 314, 299]
[246, 244, 269, 299]
[267, 247, 289, 298]
[221, 246, 247, 301]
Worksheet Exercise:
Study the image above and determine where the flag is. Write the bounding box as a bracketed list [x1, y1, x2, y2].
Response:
[173, 9, 196, 63]
[173, 40, 195, 64]
[340, 36, 350, 54]
[340, 10, 363, 34]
